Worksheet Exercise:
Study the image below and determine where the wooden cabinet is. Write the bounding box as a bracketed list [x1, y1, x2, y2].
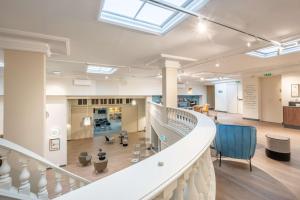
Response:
[283, 106, 300, 129]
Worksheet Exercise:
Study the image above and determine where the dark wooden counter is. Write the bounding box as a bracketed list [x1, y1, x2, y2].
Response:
[283, 106, 300, 129]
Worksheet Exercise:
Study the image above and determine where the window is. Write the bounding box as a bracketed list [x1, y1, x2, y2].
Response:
[99, 0, 209, 35]
[92, 99, 99, 105]
[246, 38, 300, 58]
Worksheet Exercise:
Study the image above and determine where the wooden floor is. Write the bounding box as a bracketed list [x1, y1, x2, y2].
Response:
[213, 112, 300, 200]
[60, 113, 300, 200]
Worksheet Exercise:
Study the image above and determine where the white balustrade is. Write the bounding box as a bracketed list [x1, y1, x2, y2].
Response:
[55, 101, 216, 200]
[54, 172, 63, 197]
[0, 149, 12, 190]
[0, 139, 90, 199]
[37, 165, 48, 200]
[18, 158, 31, 195]
[0, 101, 215, 200]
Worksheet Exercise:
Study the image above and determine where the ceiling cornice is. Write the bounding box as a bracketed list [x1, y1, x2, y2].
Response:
[0, 27, 70, 56]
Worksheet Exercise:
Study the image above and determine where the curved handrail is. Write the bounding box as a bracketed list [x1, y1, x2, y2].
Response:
[55, 102, 216, 200]
[0, 138, 90, 184]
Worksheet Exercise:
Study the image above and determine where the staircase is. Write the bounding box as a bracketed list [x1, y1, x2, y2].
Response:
[0, 139, 89, 200]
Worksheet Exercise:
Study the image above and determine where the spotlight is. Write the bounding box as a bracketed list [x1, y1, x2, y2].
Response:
[215, 63, 220, 67]
[247, 42, 251, 47]
[105, 76, 109, 80]
[197, 20, 207, 33]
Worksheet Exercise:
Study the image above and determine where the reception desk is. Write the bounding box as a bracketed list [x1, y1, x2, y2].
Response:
[283, 106, 300, 129]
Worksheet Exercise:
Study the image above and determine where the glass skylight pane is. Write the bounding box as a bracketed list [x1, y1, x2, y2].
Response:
[136, 3, 175, 26]
[163, 0, 189, 6]
[257, 46, 279, 54]
[86, 65, 117, 74]
[102, 0, 143, 18]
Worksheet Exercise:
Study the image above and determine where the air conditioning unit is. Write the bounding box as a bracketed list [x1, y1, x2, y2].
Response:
[73, 79, 92, 86]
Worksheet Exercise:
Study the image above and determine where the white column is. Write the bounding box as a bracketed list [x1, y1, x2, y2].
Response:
[4, 50, 46, 156]
[162, 60, 180, 108]
[162, 60, 180, 123]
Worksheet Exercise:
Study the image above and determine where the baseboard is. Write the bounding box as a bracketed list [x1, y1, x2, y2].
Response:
[242, 117, 260, 121]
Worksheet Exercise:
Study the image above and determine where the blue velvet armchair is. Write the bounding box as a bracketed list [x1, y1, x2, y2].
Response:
[215, 124, 257, 171]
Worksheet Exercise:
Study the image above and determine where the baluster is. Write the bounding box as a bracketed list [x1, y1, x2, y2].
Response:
[37, 165, 48, 200]
[54, 172, 63, 197]
[0, 149, 12, 190]
[79, 181, 85, 187]
[186, 165, 200, 200]
[69, 177, 77, 191]
[173, 177, 185, 200]
[195, 159, 208, 200]
[154, 180, 177, 200]
[18, 158, 31, 195]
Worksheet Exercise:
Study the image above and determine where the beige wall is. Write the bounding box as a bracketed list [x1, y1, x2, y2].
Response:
[137, 99, 146, 131]
[281, 72, 300, 106]
[69, 99, 146, 139]
[4, 50, 46, 155]
[70, 106, 93, 140]
[206, 85, 215, 109]
[122, 105, 138, 133]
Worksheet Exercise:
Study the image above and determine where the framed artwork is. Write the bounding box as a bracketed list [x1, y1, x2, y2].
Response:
[291, 84, 300, 97]
[49, 138, 60, 151]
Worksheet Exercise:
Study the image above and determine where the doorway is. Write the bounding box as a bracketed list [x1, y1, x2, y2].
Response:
[93, 107, 122, 136]
[261, 75, 283, 123]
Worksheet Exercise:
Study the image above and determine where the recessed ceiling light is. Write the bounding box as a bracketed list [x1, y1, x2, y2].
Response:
[86, 65, 117, 74]
[197, 20, 207, 33]
[52, 71, 61, 75]
[200, 77, 205, 81]
[247, 42, 251, 47]
[105, 76, 109, 80]
[215, 63, 220, 67]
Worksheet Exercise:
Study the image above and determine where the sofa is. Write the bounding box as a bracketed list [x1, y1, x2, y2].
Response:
[215, 124, 257, 171]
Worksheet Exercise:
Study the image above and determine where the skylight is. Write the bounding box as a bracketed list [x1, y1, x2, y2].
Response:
[99, 0, 210, 35]
[86, 65, 117, 74]
[246, 38, 300, 58]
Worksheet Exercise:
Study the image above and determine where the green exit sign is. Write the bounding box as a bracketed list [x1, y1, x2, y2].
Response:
[264, 72, 272, 77]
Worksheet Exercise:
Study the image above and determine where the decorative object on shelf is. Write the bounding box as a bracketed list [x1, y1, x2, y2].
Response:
[291, 84, 300, 97]
[49, 138, 60, 151]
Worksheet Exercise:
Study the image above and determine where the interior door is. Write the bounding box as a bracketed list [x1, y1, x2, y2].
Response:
[261, 75, 283, 123]
[227, 83, 238, 113]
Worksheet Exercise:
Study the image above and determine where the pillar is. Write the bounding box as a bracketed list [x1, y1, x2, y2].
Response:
[4, 49, 46, 156]
[162, 60, 180, 108]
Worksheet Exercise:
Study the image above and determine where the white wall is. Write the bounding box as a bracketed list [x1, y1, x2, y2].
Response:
[45, 96, 67, 166]
[46, 77, 162, 96]
[282, 72, 300, 106]
[242, 77, 261, 120]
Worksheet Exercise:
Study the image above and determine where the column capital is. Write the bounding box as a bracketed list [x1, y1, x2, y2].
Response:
[164, 59, 181, 69]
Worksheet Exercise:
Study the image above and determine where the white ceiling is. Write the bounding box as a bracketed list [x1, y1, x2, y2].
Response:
[0, 0, 300, 81]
